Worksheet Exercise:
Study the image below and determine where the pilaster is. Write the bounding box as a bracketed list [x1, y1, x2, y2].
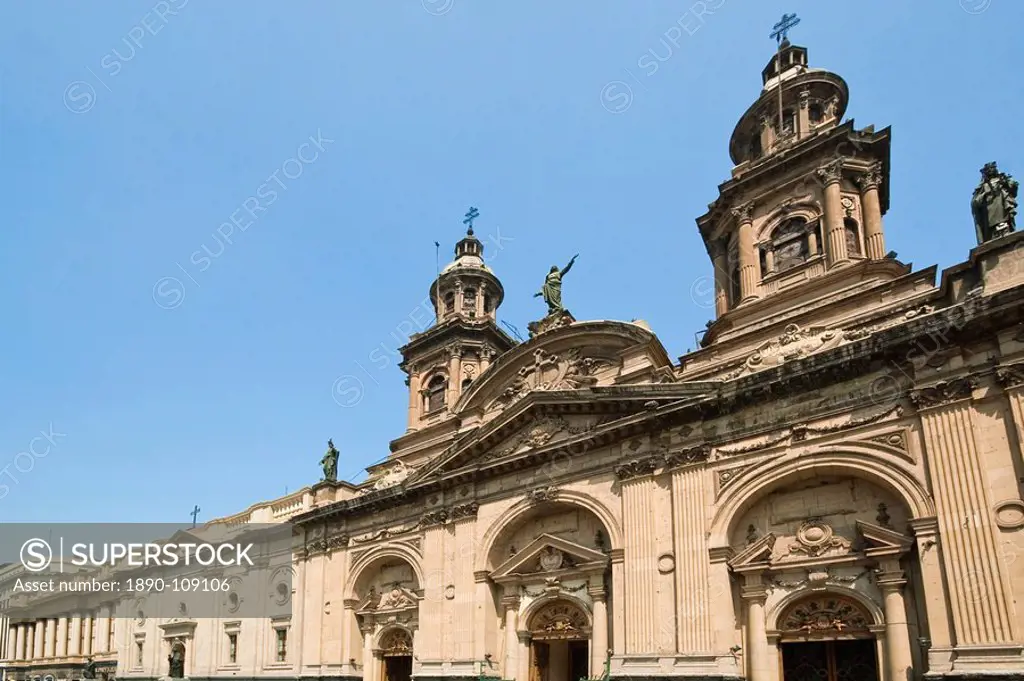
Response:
[617, 463, 659, 654]
[671, 465, 713, 654]
[816, 159, 849, 267]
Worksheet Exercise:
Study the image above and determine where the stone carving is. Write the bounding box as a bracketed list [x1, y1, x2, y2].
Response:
[723, 324, 847, 380]
[972, 162, 1018, 243]
[378, 588, 416, 610]
[526, 486, 559, 504]
[731, 202, 754, 223]
[855, 164, 883, 191]
[492, 349, 615, 410]
[994, 500, 1024, 530]
[378, 628, 413, 655]
[910, 377, 978, 410]
[787, 519, 851, 559]
[369, 460, 412, 491]
[815, 159, 843, 186]
[876, 503, 892, 528]
[779, 595, 871, 635]
[451, 502, 479, 520]
[867, 430, 908, 452]
[420, 509, 449, 528]
[716, 431, 791, 457]
[614, 456, 660, 481]
[539, 547, 565, 572]
[996, 362, 1024, 389]
[664, 444, 711, 469]
[529, 601, 590, 640]
[483, 417, 572, 461]
[657, 553, 675, 574]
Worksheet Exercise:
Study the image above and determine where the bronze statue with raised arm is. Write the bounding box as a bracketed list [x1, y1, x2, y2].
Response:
[534, 254, 579, 314]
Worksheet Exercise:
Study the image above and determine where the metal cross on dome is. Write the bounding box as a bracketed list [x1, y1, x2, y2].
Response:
[463, 206, 480, 234]
[770, 13, 800, 44]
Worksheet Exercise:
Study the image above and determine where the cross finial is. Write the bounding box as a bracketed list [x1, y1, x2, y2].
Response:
[190, 504, 201, 528]
[770, 12, 800, 44]
[463, 206, 480, 235]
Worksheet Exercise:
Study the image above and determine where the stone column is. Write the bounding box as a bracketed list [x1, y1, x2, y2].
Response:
[877, 563, 913, 681]
[15, 624, 25, 661]
[816, 160, 849, 267]
[856, 164, 886, 259]
[709, 240, 729, 317]
[741, 576, 770, 681]
[56, 617, 68, 657]
[672, 465, 713, 654]
[447, 345, 462, 407]
[6, 624, 15, 660]
[797, 90, 811, 140]
[914, 383, 1016, 645]
[26, 623, 36, 660]
[480, 348, 492, 375]
[83, 614, 93, 655]
[361, 627, 375, 681]
[732, 202, 759, 304]
[502, 596, 520, 679]
[589, 586, 609, 676]
[758, 114, 775, 156]
[618, 465, 659, 653]
[405, 364, 421, 430]
[454, 279, 465, 317]
[69, 616, 82, 656]
[94, 607, 109, 654]
[30, 622, 41, 659]
[609, 549, 625, 655]
[474, 572, 494, 662]
[45, 618, 57, 658]
[517, 632, 532, 681]
[477, 282, 487, 318]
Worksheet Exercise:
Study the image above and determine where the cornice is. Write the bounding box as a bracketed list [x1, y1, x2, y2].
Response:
[909, 376, 979, 411]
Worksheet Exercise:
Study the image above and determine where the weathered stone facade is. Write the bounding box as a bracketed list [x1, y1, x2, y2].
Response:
[5, 40, 1024, 681]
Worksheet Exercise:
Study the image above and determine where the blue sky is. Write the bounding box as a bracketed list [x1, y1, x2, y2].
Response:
[0, 1, 1020, 522]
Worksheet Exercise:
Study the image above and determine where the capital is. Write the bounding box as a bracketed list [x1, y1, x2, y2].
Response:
[446, 344, 462, 359]
[501, 595, 521, 610]
[856, 163, 883, 191]
[798, 90, 810, 109]
[815, 159, 843, 186]
[730, 201, 754, 224]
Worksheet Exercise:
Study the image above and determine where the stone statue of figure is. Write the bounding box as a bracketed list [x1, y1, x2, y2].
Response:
[320, 439, 339, 482]
[972, 162, 1018, 244]
[534, 254, 579, 314]
[167, 643, 185, 679]
[83, 658, 97, 679]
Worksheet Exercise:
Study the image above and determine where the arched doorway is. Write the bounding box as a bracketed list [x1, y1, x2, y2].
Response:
[527, 600, 591, 681]
[378, 628, 413, 681]
[777, 594, 878, 681]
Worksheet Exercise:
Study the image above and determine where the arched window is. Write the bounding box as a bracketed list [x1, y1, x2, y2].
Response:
[808, 102, 823, 125]
[443, 292, 455, 315]
[781, 109, 796, 136]
[844, 218, 862, 257]
[766, 217, 820, 275]
[483, 295, 492, 314]
[425, 376, 446, 413]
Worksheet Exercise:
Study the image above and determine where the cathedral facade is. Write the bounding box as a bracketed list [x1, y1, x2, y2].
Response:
[5, 40, 1024, 681]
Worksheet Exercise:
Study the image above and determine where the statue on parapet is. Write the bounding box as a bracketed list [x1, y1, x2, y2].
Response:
[534, 254, 579, 314]
[972, 162, 1018, 244]
[320, 439, 339, 482]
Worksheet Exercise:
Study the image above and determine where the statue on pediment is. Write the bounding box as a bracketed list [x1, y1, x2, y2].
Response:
[534, 254, 578, 314]
[320, 439, 339, 482]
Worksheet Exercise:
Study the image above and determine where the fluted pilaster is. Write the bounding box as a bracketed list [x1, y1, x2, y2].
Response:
[620, 473, 659, 653]
[671, 466, 712, 653]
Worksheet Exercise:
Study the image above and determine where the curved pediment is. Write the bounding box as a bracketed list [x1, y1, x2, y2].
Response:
[456, 320, 672, 419]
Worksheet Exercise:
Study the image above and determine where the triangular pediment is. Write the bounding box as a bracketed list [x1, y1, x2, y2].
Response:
[728, 533, 776, 571]
[855, 520, 912, 557]
[491, 533, 609, 582]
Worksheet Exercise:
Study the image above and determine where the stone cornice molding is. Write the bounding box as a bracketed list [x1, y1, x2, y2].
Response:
[613, 455, 660, 481]
[909, 376, 978, 411]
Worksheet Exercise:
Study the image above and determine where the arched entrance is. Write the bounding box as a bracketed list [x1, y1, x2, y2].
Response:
[527, 600, 591, 681]
[777, 595, 879, 681]
[378, 629, 413, 681]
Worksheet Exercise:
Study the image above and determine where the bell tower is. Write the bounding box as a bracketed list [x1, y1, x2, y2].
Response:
[696, 21, 893, 343]
[398, 208, 516, 431]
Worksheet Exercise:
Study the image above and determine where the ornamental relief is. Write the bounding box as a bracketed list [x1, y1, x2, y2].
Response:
[482, 415, 596, 462]
[528, 601, 591, 640]
[722, 324, 848, 380]
[778, 595, 872, 636]
[488, 348, 616, 412]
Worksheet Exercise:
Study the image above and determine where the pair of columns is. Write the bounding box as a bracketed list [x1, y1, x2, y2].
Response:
[6, 611, 109, 662]
[715, 161, 885, 313]
[740, 566, 912, 681]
